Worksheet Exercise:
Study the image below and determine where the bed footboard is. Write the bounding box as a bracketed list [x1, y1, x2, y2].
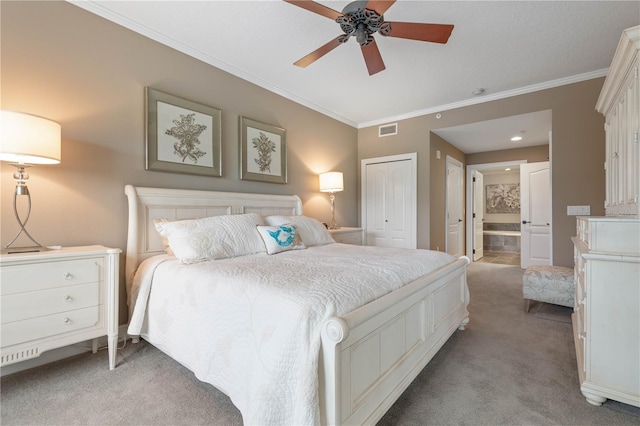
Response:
[319, 256, 470, 425]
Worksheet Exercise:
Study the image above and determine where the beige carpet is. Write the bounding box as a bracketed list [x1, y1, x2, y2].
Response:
[2, 262, 638, 425]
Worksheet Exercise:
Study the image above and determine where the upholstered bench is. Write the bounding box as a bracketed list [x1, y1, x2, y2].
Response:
[523, 265, 574, 312]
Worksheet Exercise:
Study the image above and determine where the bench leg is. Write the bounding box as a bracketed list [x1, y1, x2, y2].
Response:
[524, 299, 531, 313]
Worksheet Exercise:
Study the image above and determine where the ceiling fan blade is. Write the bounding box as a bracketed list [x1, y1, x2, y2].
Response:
[283, 0, 343, 20]
[294, 37, 343, 68]
[364, 0, 396, 16]
[386, 22, 454, 44]
[361, 40, 386, 75]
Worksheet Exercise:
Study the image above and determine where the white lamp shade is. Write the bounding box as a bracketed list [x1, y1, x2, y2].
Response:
[319, 171, 344, 193]
[1, 110, 61, 164]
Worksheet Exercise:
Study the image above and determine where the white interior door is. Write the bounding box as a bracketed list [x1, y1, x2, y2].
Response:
[473, 171, 484, 261]
[521, 161, 552, 268]
[446, 156, 464, 257]
[362, 154, 416, 249]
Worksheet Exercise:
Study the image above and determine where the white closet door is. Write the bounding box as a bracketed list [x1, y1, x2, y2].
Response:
[363, 155, 416, 249]
[365, 162, 389, 247]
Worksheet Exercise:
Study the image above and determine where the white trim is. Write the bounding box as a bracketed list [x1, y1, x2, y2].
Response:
[67, 0, 358, 128]
[360, 153, 417, 248]
[465, 160, 527, 261]
[358, 69, 608, 129]
[66, 1, 606, 129]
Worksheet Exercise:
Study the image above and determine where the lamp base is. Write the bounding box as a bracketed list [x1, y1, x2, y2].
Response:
[1, 245, 51, 255]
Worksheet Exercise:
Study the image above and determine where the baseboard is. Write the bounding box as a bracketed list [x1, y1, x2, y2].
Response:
[0, 325, 129, 377]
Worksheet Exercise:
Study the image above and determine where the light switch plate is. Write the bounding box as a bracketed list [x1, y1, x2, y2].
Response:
[567, 205, 591, 215]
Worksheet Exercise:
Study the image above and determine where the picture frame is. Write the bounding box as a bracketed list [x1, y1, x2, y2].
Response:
[485, 183, 521, 214]
[145, 87, 222, 177]
[239, 116, 287, 184]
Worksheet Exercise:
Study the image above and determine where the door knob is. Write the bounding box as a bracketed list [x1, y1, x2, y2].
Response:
[522, 220, 529, 224]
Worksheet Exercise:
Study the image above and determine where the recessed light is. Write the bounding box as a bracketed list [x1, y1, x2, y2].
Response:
[505, 168, 511, 171]
[510, 136, 523, 141]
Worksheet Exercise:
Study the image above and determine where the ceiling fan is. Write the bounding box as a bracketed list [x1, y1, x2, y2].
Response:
[283, 0, 454, 75]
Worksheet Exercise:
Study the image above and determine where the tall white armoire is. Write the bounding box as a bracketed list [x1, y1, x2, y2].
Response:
[571, 25, 640, 408]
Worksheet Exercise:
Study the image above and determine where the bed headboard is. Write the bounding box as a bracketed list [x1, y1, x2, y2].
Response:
[124, 185, 303, 286]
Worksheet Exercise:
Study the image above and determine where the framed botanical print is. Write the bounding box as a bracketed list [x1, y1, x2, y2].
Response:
[239, 116, 287, 184]
[485, 183, 521, 213]
[145, 87, 222, 177]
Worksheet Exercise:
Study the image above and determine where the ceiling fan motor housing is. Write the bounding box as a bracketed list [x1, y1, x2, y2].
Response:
[337, 2, 391, 46]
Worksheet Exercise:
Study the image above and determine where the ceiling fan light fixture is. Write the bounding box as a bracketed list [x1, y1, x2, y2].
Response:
[284, 0, 454, 76]
[356, 23, 368, 45]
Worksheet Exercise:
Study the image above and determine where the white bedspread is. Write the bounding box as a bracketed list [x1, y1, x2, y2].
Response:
[127, 243, 455, 425]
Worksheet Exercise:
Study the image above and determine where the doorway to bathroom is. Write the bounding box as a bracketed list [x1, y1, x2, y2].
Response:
[467, 161, 525, 266]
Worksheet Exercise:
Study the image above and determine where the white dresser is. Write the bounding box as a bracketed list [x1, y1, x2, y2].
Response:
[571, 25, 640, 409]
[0, 245, 120, 370]
[329, 227, 364, 245]
[571, 217, 639, 407]
[596, 26, 639, 218]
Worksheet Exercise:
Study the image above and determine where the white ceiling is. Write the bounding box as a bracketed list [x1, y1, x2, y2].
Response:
[433, 109, 551, 154]
[69, 1, 638, 152]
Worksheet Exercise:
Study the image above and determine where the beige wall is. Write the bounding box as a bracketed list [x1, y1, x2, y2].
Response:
[1, 2, 358, 323]
[1, 2, 608, 329]
[466, 144, 549, 165]
[429, 133, 465, 253]
[358, 79, 606, 267]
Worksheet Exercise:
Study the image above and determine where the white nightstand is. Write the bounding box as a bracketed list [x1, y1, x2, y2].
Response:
[329, 227, 364, 245]
[0, 245, 120, 370]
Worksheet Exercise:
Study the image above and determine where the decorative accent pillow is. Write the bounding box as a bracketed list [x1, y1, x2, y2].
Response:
[256, 224, 306, 255]
[154, 213, 265, 263]
[153, 218, 177, 256]
[264, 215, 335, 247]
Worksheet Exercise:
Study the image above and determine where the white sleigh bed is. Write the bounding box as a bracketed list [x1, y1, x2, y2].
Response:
[124, 185, 470, 425]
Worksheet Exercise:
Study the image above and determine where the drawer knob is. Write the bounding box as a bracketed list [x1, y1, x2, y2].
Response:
[63, 317, 72, 324]
[64, 272, 73, 280]
[64, 295, 73, 302]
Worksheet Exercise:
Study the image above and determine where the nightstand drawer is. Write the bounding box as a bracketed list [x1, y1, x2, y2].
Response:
[328, 227, 363, 245]
[332, 232, 362, 245]
[0, 246, 120, 370]
[1, 306, 101, 347]
[1, 282, 100, 324]
[1, 258, 101, 294]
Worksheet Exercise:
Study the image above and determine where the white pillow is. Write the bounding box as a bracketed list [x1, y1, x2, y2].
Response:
[154, 213, 265, 263]
[153, 218, 177, 256]
[264, 215, 335, 247]
[256, 224, 306, 255]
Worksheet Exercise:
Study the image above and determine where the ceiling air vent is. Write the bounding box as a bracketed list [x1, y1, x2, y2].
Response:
[378, 123, 398, 137]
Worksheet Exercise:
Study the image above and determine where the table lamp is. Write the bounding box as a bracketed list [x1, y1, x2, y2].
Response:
[319, 171, 343, 230]
[1, 110, 61, 253]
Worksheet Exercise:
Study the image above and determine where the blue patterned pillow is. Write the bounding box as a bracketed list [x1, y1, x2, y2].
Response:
[256, 224, 306, 255]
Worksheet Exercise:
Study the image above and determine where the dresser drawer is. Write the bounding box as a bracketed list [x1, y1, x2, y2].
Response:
[1, 282, 100, 324]
[1, 258, 102, 295]
[574, 303, 587, 373]
[1, 306, 101, 347]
